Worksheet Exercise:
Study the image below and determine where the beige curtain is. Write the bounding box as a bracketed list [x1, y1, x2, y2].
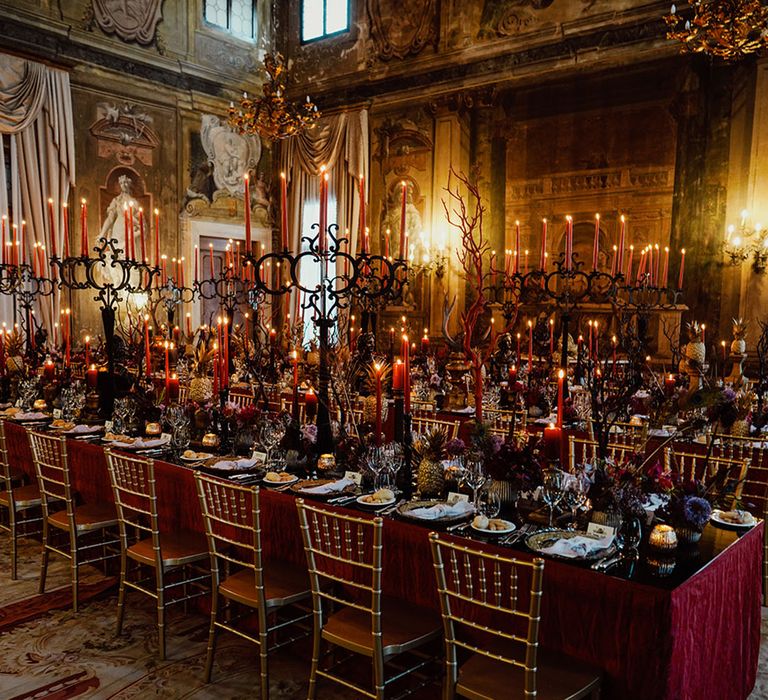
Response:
[279, 109, 369, 341]
[0, 54, 75, 342]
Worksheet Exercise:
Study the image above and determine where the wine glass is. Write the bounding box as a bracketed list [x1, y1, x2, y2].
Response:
[260, 418, 286, 467]
[564, 471, 589, 530]
[542, 470, 565, 528]
[462, 459, 487, 510]
[478, 485, 501, 519]
[616, 516, 642, 558]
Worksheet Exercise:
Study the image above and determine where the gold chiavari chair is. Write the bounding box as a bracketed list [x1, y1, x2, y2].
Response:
[412, 416, 461, 440]
[714, 433, 768, 602]
[195, 474, 311, 694]
[484, 407, 528, 434]
[0, 422, 42, 579]
[229, 390, 255, 409]
[29, 430, 119, 611]
[588, 419, 648, 450]
[663, 447, 750, 507]
[429, 534, 601, 699]
[105, 450, 209, 660]
[177, 385, 189, 404]
[280, 397, 306, 423]
[296, 500, 441, 699]
[568, 436, 639, 473]
[411, 399, 436, 413]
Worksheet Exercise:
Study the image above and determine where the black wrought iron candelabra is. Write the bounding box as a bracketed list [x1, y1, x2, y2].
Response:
[0, 262, 57, 351]
[52, 236, 159, 411]
[242, 223, 408, 452]
[153, 276, 195, 330]
[489, 252, 685, 367]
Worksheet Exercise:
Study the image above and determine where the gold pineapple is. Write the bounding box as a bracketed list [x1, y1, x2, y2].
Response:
[685, 321, 706, 365]
[415, 427, 448, 497]
[731, 318, 748, 354]
[189, 338, 214, 403]
[5, 329, 25, 375]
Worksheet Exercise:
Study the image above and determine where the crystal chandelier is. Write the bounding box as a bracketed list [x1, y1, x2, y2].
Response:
[228, 53, 321, 141]
[723, 210, 768, 272]
[664, 1, 768, 60]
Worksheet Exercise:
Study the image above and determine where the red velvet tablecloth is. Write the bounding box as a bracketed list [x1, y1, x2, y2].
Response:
[6, 420, 761, 700]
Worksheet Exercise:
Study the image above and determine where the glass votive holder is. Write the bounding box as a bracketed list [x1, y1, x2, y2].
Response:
[649, 523, 678, 551]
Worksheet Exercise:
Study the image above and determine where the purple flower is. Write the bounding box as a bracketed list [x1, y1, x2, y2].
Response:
[489, 434, 504, 454]
[301, 424, 317, 444]
[445, 438, 466, 456]
[682, 496, 712, 530]
[722, 388, 737, 403]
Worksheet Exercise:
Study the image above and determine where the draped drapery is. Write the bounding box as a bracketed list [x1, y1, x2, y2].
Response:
[279, 110, 369, 343]
[0, 54, 75, 342]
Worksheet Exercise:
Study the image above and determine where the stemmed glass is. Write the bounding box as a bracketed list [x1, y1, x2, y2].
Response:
[362, 447, 381, 489]
[564, 471, 590, 530]
[462, 459, 487, 510]
[478, 485, 501, 519]
[260, 418, 286, 468]
[542, 470, 565, 528]
[112, 398, 131, 435]
[165, 406, 190, 453]
[616, 516, 643, 558]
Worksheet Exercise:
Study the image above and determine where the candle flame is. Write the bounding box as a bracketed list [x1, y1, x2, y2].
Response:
[558, 369, 565, 379]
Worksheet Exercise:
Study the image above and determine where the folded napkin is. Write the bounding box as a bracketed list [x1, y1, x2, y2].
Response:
[210, 457, 257, 472]
[13, 412, 48, 421]
[300, 478, 356, 495]
[540, 534, 613, 559]
[113, 435, 170, 449]
[408, 500, 475, 520]
[451, 406, 476, 414]
[65, 424, 102, 435]
[643, 493, 669, 512]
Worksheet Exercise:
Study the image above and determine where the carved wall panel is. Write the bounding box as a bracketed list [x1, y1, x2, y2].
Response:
[89, 0, 164, 46]
[367, 0, 438, 60]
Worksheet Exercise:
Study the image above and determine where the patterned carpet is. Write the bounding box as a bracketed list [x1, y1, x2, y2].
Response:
[0, 537, 766, 699]
[0, 537, 439, 699]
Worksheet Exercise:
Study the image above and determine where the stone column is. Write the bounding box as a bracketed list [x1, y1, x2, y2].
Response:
[429, 103, 470, 338]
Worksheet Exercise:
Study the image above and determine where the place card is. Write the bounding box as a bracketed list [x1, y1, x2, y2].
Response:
[52, 409, 62, 419]
[587, 522, 616, 539]
[447, 492, 469, 505]
[104, 420, 114, 432]
[344, 471, 362, 486]
[251, 450, 267, 465]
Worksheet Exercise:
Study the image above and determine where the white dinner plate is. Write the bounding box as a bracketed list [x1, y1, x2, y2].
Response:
[356, 494, 397, 509]
[180, 452, 213, 462]
[262, 474, 299, 487]
[710, 509, 756, 529]
[470, 520, 516, 536]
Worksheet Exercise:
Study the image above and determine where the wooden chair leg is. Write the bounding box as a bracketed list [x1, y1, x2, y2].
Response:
[9, 509, 17, 581]
[156, 572, 166, 661]
[38, 522, 49, 594]
[306, 609, 322, 700]
[258, 610, 270, 700]
[70, 545, 79, 613]
[373, 649, 386, 700]
[116, 552, 128, 635]
[204, 590, 219, 683]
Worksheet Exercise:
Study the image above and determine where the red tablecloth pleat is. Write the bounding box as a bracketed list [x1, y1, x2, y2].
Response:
[5, 420, 761, 700]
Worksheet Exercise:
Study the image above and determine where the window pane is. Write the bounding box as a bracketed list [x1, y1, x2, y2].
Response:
[302, 0, 324, 41]
[230, 0, 254, 38]
[204, 0, 228, 28]
[325, 0, 348, 34]
[300, 198, 337, 346]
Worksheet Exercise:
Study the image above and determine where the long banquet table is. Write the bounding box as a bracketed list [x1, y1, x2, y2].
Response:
[4, 420, 762, 700]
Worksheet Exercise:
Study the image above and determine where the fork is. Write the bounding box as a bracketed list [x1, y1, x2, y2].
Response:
[503, 523, 532, 546]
